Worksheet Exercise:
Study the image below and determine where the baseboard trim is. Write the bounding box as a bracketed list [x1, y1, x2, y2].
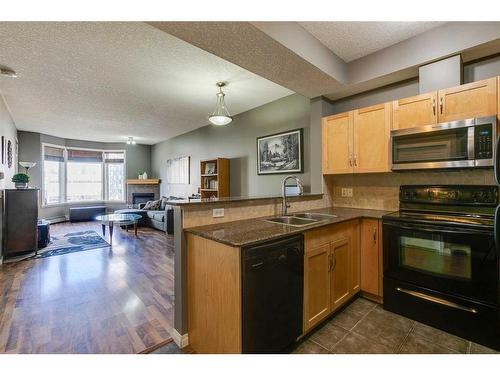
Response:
[172, 329, 189, 348]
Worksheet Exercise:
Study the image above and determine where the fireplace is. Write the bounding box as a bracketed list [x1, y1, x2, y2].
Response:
[132, 193, 155, 205]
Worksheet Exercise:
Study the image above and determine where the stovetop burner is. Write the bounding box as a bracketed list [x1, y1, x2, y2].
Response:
[383, 185, 498, 230]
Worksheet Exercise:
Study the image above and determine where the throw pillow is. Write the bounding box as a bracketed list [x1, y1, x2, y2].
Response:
[143, 199, 161, 210]
[160, 196, 169, 211]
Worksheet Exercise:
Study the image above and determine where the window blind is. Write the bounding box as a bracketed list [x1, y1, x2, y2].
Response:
[44, 146, 64, 162]
[67, 149, 103, 163]
[104, 152, 125, 163]
[166, 156, 190, 184]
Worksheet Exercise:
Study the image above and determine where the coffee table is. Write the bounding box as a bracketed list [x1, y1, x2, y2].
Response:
[95, 213, 142, 245]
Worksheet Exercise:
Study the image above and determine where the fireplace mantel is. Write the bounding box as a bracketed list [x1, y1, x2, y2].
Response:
[127, 179, 161, 185]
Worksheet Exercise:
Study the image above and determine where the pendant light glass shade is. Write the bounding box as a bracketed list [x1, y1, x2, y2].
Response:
[208, 82, 232, 126]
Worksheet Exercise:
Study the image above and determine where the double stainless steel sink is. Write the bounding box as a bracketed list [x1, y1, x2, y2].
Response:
[263, 212, 337, 227]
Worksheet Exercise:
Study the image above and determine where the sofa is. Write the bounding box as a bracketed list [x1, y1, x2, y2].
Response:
[115, 197, 175, 234]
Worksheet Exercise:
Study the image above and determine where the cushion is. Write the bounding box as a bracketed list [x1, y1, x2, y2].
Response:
[160, 196, 169, 211]
[147, 211, 165, 222]
[143, 199, 161, 210]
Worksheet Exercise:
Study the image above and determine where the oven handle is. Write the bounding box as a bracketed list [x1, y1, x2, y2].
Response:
[495, 136, 500, 185]
[396, 287, 479, 314]
[383, 221, 493, 235]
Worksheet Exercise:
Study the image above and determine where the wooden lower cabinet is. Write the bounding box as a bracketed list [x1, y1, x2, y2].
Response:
[303, 243, 331, 330]
[330, 237, 351, 310]
[303, 220, 362, 332]
[360, 219, 383, 300]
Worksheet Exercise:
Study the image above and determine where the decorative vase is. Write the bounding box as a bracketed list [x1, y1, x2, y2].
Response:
[138, 174, 143, 179]
[142, 172, 148, 180]
[15, 182, 28, 189]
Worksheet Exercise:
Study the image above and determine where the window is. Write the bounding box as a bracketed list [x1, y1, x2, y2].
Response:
[43, 146, 64, 205]
[67, 149, 103, 202]
[104, 152, 125, 201]
[42, 145, 125, 205]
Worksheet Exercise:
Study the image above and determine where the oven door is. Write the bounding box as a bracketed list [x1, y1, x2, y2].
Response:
[383, 220, 498, 306]
[391, 120, 475, 170]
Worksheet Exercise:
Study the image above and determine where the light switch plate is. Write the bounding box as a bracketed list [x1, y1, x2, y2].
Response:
[341, 188, 353, 197]
[212, 208, 225, 218]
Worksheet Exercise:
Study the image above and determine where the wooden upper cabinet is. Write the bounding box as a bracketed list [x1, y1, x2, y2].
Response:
[392, 92, 437, 130]
[330, 237, 351, 311]
[353, 103, 392, 173]
[303, 243, 331, 331]
[322, 112, 353, 174]
[438, 77, 497, 122]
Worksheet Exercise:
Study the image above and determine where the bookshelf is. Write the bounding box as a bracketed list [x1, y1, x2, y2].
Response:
[200, 158, 229, 199]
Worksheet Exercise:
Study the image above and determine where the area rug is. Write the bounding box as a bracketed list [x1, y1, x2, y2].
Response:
[31, 230, 110, 259]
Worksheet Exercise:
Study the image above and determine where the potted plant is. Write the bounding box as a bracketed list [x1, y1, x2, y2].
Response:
[12, 173, 30, 189]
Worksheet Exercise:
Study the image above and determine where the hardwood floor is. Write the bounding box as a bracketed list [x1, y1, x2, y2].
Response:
[0, 221, 174, 354]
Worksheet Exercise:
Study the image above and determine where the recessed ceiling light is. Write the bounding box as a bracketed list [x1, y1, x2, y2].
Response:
[0, 67, 17, 78]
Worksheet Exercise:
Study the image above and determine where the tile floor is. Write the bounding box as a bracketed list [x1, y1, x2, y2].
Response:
[293, 297, 499, 354]
[150, 297, 499, 355]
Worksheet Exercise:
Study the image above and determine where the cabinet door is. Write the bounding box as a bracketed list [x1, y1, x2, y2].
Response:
[350, 220, 361, 294]
[392, 92, 437, 129]
[330, 237, 351, 312]
[353, 103, 392, 173]
[322, 112, 353, 174]
[438, 77, 497, 122]
[304, 243, 331, 331]
[360, 219, 380, 296]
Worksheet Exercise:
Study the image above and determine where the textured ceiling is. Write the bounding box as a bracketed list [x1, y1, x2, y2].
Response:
[0, 22, 292, 144]
[299, 22, 445, 62]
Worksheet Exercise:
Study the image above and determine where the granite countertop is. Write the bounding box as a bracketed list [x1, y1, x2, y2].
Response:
[166, 192, 323, 206]
[184, 207, 394, 247]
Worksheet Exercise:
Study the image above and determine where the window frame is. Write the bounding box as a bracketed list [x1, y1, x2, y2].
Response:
[41, 142, 127, 207]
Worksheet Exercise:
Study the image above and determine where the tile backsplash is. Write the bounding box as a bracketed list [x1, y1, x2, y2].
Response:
[325, 169, 495, 211]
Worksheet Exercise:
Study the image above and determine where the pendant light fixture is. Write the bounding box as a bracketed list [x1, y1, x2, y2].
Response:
[208, 82, 232, 126]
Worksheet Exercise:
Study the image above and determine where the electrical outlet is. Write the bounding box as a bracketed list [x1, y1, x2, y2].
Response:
[341, 188, 353, 197]
[212, 208, 225, 218]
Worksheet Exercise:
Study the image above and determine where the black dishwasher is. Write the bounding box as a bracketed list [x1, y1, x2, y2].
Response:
[241, 234, 304, 353]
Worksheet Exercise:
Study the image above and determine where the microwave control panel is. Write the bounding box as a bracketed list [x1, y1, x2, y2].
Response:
[475, 124, 493, 159]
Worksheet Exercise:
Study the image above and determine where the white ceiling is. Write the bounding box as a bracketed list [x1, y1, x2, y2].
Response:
[299, 22, 446, 62]
[0, 22, 292, 145]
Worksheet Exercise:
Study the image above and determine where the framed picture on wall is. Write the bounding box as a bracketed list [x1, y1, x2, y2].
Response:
[1, 135, 4, 165]
[257, 128, 303, 175]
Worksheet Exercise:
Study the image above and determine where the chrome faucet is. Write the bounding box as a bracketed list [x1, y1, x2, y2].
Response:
[282, 175, 304, 216]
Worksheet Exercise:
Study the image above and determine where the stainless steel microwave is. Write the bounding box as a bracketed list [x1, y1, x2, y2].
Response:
[391, 116, 497, 171]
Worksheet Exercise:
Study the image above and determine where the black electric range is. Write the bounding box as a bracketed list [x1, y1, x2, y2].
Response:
[382, 185, 500, 350]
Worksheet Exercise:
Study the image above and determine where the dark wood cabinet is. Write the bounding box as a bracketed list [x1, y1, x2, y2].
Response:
[2, 189, 39, 256]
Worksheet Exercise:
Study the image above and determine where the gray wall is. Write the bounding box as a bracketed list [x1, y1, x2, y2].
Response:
[0, 96, 18, 260]
[152, 94, 312, 198]
[18, 131, 152, 219]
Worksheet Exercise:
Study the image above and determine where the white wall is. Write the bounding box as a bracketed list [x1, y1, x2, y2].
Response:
[0, 94, 18, 259]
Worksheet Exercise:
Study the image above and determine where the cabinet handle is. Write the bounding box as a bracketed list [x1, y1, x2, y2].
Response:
[349, 156, 353, 167]
[354, 155, 357, 166]
[373, 228, 377, 244]
[328, 254, 333, 272]
[432, 98, 436, 116]
[332, 253, 337, 271]
[439, 97, 443, 115]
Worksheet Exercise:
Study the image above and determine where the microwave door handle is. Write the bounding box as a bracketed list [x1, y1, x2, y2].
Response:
[467, 126, 475, 160]
[495, 137, 500, 184]
[495, 206, 500, 256]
